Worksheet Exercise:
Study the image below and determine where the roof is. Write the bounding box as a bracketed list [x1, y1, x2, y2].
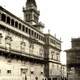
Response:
[72, 38, 80, 42]
[44, 33, 61, 43]
[26, 0, 37, 7]
[65, 47, 80, 52]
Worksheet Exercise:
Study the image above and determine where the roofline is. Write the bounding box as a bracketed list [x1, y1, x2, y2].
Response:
[65, 47, 80, 52]
[44, 33, 61, 43]
[0, 6, 44, 36]
[0, 6, 61, 43]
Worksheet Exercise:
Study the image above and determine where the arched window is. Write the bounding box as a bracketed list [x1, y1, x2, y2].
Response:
[7, 16, 10, 24]
[31, 30, 34, 36]
[11, 19, 14, 26]
[36, 33, 38, 38]
[15, 21, 18, 28]
[29, 29, 31, 35]
[1, 13, 6, 22]
[26, 27, 28, 33]
[22, 25, 25, 31]
[19, 23, 22, 30]
[39, 35, 40, 40]
[34, 32, 36, 37]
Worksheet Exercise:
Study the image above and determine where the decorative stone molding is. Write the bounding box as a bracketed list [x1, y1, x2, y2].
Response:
[5, 36, 12, 41]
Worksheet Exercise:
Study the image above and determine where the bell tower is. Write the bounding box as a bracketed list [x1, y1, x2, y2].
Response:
[23, 0, 40, 25]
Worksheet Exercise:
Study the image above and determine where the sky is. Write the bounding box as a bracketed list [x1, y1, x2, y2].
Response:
[0, 0, 80, 64]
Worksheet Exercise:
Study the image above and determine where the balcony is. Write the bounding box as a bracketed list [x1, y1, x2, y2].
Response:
[0, 45, 47, 63]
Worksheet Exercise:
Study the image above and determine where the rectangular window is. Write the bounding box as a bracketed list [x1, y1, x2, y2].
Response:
[51, 51, 54, 59]
[29, 42, 34, 54]
[39, 47, 44, 57]
[20, 41, 26, 52]
[7, 70, 11, 74]
[5, 36, 12, 51]
[56, 53, 60, 61]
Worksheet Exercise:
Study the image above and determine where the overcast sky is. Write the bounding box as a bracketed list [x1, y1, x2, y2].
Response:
[0, 0, 80, 64]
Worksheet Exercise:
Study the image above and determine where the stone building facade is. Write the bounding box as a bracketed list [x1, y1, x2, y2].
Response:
[66, 38, 80, 80]
[61, 65, 67, 80]
[44, 34, 62, 80]
[0, 0, 63, 80]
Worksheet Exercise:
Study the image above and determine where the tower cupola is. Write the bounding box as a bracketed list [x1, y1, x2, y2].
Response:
[23, 0, 40, 25]
[26, 0, 37, 8]
[23, 0, 45, 31]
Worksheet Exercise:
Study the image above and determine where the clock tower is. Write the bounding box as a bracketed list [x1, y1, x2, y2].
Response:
[23, 0, 40, 25]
